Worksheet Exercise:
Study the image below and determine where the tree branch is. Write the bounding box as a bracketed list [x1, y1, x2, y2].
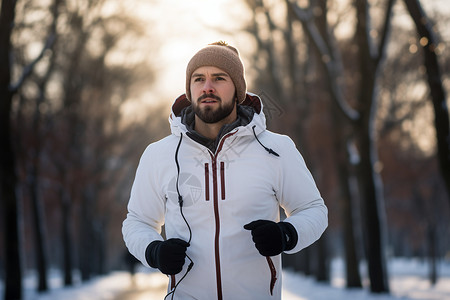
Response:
[375, 0, 395, 66]
[9, 33, 56, 93]
[287, 0, 360, 121]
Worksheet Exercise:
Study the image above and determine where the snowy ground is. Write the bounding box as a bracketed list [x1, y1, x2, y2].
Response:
[283, 258, 450, 300]
[1, 258, 450, 300]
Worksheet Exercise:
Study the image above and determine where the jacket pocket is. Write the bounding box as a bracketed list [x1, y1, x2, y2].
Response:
[266, 257, 277, 296]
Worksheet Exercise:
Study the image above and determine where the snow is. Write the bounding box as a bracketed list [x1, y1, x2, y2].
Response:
[1, 258, 450, 300]
[284, 258, 450, 300]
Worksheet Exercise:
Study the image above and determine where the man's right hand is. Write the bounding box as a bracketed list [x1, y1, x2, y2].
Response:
[145, 238, 190, 275]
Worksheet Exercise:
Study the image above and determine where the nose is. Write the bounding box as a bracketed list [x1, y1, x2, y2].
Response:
[202, 78, 215, 94]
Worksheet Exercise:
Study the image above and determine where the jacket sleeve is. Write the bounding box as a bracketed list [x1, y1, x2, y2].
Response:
[122, 144, 166, 268]
[275, 136, 328, 254]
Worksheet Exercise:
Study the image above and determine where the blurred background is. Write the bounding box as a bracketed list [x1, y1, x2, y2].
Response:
[1, 0, 449, 299]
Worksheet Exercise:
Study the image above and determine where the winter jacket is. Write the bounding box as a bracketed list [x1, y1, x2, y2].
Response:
[122, 93, 328, 300]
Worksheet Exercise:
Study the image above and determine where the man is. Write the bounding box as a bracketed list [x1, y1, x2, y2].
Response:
[122, 41, 328, 299]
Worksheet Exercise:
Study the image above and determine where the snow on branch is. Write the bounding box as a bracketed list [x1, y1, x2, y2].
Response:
[286, 0, 360, 122]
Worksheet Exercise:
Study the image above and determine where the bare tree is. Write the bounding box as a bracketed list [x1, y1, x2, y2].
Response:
[241, 0, 449, 292]
[34, 0, 159, 281]
[287, 0, 394, 292]
[2, 0, 160, 296]
[0, 1, 21, 298]
[403, 0, 450, 205]
[23, 0, 62, 292]
[1, 0, 56, 297]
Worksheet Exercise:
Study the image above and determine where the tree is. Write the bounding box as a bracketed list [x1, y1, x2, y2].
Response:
[238, 0, 450, 291]
[37, 0, 157, 280]
[403, 0, 450, 206]
[2, 0, 160, 295]
[286, 0, 394, 292]
[0, 0, 21, 297]
[1, 0, 56, 296]
[20, 0, 61, 291]
[312, 0, 361, 286]
[241, 0, 333, 279]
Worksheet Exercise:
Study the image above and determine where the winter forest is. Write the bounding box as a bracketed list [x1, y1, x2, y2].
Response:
[1, 0, 450, 299]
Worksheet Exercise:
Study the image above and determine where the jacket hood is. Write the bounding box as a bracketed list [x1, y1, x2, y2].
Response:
[169, 92, 267, 137]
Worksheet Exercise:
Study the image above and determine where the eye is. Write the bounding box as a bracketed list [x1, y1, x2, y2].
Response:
[215, 76, 225, 81]
[193, 77, 204, 82]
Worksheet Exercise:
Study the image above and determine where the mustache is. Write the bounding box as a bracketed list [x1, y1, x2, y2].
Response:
[197, 93, 221, 102]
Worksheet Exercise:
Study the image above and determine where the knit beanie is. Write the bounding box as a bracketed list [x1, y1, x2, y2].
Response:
[186, 43, 247, 103]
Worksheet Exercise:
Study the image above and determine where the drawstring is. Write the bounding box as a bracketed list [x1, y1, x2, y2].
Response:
[252, 125, 279, 157]
[166, 133, 194, 300]
[174, 132, 193, 244]
[175, 133, 184, 208]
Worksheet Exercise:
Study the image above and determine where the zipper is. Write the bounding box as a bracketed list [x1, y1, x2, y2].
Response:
[220, 162, 225, 200]
[266, 257, 277, 295]
[211, 157, 222, 300]
[204, 163, 209, 201]
[208, 130, 237, 300]
[170, 275, 176, 290]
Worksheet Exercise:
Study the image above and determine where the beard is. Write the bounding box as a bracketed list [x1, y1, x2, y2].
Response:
[193, 94, 236, 124]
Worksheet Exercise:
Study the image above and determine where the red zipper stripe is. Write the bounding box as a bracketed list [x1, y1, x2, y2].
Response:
[266, 256, 277, 295]
[205, 163, 209, 201]
[220, 162, 225, 200]
[210, 130, 237, 300]
[211, 158, 223, 300]
[170, 275, 176, 290]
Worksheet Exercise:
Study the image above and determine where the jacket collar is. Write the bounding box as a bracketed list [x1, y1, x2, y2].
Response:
[169, 93, 266, 138]
[170, 93, 263, 117]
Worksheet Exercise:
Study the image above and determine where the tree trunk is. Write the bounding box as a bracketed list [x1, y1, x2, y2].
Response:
[403, 0, 450, 205]
[339, 140, 363, 288]
[314, 0, 361, 287]
[427, 224, 437, 285]
[0, 0, 22, 298]
[354, 0, 390, 293]
[29, 164, 48, 292]
[79, 192, 93, 281]
[356, 125, 390, 293]
[302, 247, 312, 275]
[315, 231, 330, 282]
[60, 185, 73, 286]
[28, 80, 49, 292]
[79, 184, 100, 280]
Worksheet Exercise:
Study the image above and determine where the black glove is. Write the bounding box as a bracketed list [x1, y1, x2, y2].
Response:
[244, 220, 298, 256]
[145, 238, 190, 275]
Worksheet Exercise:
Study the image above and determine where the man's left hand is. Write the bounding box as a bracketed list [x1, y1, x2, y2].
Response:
[244, 220, 291, 256]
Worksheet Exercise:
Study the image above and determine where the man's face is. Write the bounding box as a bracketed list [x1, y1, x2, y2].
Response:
[190, 66, 237, 124]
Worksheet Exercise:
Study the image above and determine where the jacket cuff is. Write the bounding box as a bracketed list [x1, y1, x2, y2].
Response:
[279, 222, 298, 252]
[145, 240, 162, 268]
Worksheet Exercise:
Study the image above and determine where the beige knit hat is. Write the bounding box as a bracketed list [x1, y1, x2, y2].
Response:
[186, 42, 247, 103]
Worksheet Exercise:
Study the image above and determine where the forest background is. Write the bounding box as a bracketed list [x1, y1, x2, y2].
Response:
[1, 0, 449, 299]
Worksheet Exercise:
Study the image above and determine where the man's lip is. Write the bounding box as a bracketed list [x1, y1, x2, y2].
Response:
[201, 98, 219, 103]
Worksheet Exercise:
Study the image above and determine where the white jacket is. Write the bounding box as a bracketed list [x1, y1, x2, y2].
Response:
[122, 93, 328, 300]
